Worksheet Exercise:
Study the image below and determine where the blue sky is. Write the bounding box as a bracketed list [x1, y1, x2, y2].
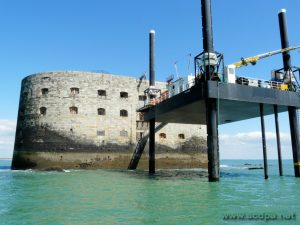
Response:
[0, 0, 300, 159]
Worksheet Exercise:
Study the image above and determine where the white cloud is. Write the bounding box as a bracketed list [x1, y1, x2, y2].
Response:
[220, 131, 293, 159]
[0, 119, 16, 133]
[0, 119, 16, 158]
[220, 131, 291, 143]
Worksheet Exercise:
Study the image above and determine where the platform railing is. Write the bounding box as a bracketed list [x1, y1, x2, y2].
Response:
[236, 76, 289, 91]
[140, 75, 292, 109]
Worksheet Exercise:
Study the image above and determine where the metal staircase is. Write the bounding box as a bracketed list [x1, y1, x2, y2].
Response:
[128, 122, 167, 170]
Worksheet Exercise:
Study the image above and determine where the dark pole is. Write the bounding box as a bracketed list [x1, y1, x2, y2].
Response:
[207, 98, 219, 181]
[201, 0, 214, 81]
[150, 30, 155, 87]
[201, 0, 214, 53]
[278, 9, 300, 177]
[201, 0, 219, 181]
[288, 107, 300, 177]
[149, 30, 156, 174]
[260, 103, 268, 179]
[274, 105, 283, 176]
[278, 9, 292, 71]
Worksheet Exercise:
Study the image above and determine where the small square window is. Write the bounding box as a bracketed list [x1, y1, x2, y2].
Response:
[120, 109, 128, 117]
[120, 130, 128, 137]
[159, 133, 166, 139]
[178, 134, 185, 139]
[98, 108, 105, 115]
[40, 107, 47, 116]
[70, 106, 78, 114]
[41, 88, 49, 96]
[120, 92, 128, 98]
[70, 88, 79, 95]
[98, 90, 106, 96]
[97, 130, 105, 136]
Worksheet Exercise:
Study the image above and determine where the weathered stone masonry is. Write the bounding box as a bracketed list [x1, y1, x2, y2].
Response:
[12, 71, 207, 169]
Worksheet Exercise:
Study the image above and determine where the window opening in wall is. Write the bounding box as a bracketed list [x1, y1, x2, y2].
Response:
[98, 90, 106, 97]
[41, 77, 50, 81]
[98, 108, 106, 115]
[41, 88, 49, 96]
[69, 106, 78, 114]
[120, 130, 128, 137]
[70, 87, 79, 95]
[138, 95, 146, 101]
[178, 134, 185, 139]
[120, 92, 128, 98]
[136, 132, 143, 141]
[40, 107, 47, 116]
[97, 130, 105, 136]
[159, 133, 166, 139]
[120, 109, 128, 117]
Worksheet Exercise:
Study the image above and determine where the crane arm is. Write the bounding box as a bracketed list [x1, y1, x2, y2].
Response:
[231, 46, 300, 68]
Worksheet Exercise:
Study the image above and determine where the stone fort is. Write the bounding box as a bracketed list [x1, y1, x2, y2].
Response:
[12, 71, 207, 170]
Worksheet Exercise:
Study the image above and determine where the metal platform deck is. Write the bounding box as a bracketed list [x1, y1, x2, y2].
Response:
[140, 81, 300, 125]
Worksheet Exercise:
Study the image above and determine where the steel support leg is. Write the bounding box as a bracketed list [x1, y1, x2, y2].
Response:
[288, 106, 300, 177]
[260, 103, 268, 179]
[149, 118, 155, 174]
[274, 105, 283, 176]
[207, 98, 219, 182]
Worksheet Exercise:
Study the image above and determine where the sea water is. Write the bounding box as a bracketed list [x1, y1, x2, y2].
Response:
[0, 159, 299, 225]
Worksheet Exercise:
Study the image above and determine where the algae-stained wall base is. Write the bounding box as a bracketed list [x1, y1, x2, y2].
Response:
[12, 71, 207, 170]
[12, 151, 208, 170]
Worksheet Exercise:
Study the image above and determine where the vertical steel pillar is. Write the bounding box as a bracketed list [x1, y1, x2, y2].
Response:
[288, 107, 300, 177]
[207, 98, 219, 181]
[149, 30, 156, 174]
[201, 0, 214, 53]
[274, 105, 283, 176]
[278, 9, 300, 177]
[201, 0, 214, 81]
[260, 103, 268, 179]
[201, 0, 219, 181]
[278, 9, 291, 71]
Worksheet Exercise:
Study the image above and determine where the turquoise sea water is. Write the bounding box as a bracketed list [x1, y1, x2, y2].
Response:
[0, 159, 299, 225]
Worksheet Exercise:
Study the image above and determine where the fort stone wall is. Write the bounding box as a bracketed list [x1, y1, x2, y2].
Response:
[12, 71, 207, 170]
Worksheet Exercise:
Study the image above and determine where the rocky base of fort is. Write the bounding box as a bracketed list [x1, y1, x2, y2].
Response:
[11, 151, 208, 170]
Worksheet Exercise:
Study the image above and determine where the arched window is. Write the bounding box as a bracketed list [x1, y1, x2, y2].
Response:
[70, 106, 78, 114]
[178, 134, 185, 139]
[70, 87, 79, 95]
[40, 107, 47, 116]
[159, 133, 166, 139]
[41, 88, 49, 96]
[98, 90, 106, 96]
[120, 92, 128, 98]
[120, 109, 128, 117]
[98, 108, 106, 115]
